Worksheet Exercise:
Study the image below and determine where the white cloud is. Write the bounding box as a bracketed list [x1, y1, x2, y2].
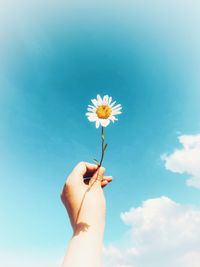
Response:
[103, 196, 200, 267]
[161, 134, 200, 189]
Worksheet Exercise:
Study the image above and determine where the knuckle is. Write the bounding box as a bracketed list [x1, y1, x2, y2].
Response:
[73, 161, 85, 173]
[60, 190, 65, 202]
[65, 180, 71, 189]
[61, 180, 70, 194]
[78, 161, 85, 167]
[101, 166, 106, 173]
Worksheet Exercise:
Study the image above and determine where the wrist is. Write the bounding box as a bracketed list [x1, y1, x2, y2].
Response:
[74, 204, 105, 228]
[65, 221, 104, 267]
[73, 218, 105, 235]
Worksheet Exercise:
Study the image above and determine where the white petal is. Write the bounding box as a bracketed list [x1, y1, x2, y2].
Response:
[97, 94, 103, 105]
[88, 113, 97, 118]
[88, 104, 96, 109]
[110, 116, 118, 122]
[91, 99, 98, 107]
[112, 104, 121, 110]
[112, 105, 122, 110]
[112, 107, 122, 112]
[108, 96, 112, 104]
[95, 120, 100, 128]
[110, 101, 116, 107]
[99, 119, 110, 127]
[86, 112, 95, 116]
[112, 109, 122, 113]
[103, 95, 109, 105]
[88, 116, 97, 122]
[87, 107, 96, 112]
[112, 110, 122, 115]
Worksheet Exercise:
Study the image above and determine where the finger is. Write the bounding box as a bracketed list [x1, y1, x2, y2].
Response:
[89, 166, 105, 186]
[102, 176, 113, 182]
[101, 180, 108, 188]
[73, 162, 98, 178]
[85, 175, 112, 186]
[101, 176, 113, 188]
[83, 164, 99, 179]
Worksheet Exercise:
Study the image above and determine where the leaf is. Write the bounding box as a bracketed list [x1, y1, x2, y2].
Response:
[93, 159, 100, 166]
[104, 143, 108, 152]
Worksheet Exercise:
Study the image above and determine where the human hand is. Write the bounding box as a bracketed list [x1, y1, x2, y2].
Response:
[61, 162, 112, 234]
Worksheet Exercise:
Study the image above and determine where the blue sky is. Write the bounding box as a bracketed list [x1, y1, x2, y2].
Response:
[0, 1, 200, 266]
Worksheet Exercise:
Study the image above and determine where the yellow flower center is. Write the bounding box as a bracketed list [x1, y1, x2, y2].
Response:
[96, 105, 112, 119]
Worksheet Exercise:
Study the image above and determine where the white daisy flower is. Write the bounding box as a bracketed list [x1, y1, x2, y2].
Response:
[86, 94, 122, 128]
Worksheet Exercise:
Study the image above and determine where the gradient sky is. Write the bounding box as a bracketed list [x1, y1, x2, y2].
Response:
[0, 1, 200, 266]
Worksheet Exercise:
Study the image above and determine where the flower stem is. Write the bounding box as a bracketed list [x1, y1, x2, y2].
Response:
[99, 126, 106, 167]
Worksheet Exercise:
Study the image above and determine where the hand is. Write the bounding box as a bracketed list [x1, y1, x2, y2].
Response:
[61, 162, 112, 234]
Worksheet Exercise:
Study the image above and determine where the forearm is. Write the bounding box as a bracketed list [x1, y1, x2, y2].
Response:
[61, 163, 110, 267]
[62, 222, 105, 267]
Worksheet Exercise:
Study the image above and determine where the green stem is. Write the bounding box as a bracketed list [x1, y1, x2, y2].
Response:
[99, 127, 105, 167]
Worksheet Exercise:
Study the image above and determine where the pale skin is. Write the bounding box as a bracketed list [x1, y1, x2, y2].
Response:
[60, 162, 112, 267]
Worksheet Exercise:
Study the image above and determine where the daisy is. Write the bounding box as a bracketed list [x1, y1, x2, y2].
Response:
[86, 94, 122, 128]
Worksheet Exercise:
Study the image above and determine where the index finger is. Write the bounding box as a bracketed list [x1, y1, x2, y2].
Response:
[72, 161, 98, 178]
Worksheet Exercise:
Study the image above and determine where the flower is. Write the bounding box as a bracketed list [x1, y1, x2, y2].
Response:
[86, 94, 122, 128]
